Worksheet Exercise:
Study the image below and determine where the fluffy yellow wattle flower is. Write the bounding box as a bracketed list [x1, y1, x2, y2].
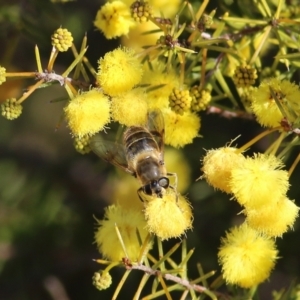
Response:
[141, 65, 180, 110]
[250, 78, 300, 128]
[163, 108, 200, 148]
[97, 47, 143, 96]
[64, 89, 110, 137]
[94, 205, 149, 262]
[144, 189, 193, 240]
[245, 197, 299, 237]
[230, 154, 289, 209]
[111, 88, 148, 126]
[94, 1, 135, 39]
[218, 224, 278, 288]
[201, 147, 245, 194]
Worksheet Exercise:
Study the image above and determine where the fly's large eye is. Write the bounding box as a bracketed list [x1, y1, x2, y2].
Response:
[143, 184, 152, 195]
[158, 177, 169, 188]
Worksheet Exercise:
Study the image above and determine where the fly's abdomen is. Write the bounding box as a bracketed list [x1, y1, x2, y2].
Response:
[124, 126, 158, 160]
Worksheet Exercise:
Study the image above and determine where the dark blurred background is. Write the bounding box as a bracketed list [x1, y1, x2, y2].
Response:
[0, 0, 300, 299]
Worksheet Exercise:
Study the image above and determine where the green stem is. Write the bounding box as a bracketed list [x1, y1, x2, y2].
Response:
[35, 45, 43, 73]
[47, 47, 58, 72]
[104, 261, 121, 273]
[288, 152, 300, 177]
[214, 69, 239, 107]
[64, 81, 77, 99]
[200, 48, 207, 90]
[17, 79, 44, 104]
[266, 131, 286, 156]
[62, 47, 88, 77]
[112, 270, 131, 300]
[249, 25, 272, 65]
[277, 136, 299, 159]
[133, 273, 150, 300]
[274, 0, 284, 18]
[5, 72, 36, 78]
[114, 223, 129, 259]
[238, 127, 280, 153]
[259, 0, 272, 17]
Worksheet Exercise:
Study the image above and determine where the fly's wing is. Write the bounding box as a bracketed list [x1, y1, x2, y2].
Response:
[147, 109, 165, 156]
[90, 134, 135, 176]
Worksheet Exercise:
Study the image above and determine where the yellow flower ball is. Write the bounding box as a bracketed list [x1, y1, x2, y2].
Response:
[245, 197, 299, 237]
[51, 28, 73, 52]
[94, 205, 149, 261]
[111, 88, 148, 126]
[64, 89, 110, 137]
[218, 224, 278, 288]
[201, 147, 245, 194]
[94, 1, 135, 39]
[1, 98, 23, 120]
[163, 108, 200, 148]
[249, 78, 300, 128]
[230, 154, 289, 209]
[141, 64, 180, 110]
[97, 47, 143, 96]
[144, 190, 193, 240]
[92, 271, 112, 291]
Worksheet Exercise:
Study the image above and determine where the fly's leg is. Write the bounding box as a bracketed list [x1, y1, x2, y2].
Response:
[167, 172, 178, 202]
[137, 188, 145, 202]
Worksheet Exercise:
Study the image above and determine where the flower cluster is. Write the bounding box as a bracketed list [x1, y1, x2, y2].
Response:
[2, 0, 300, 297]
[218, 224, 278, 288]
[232, 65, 257, 88]
[64, 47, 146, 137]
[94, 191, 193, 263]
[64, 43, 201, 148]
[250, 78, 300, 128]
[190, 86, 212, 112]
[51, 28, 73, 52]
[202, 146, 299, 287]
[92, 271, 112, 291]
[94, 204, 149, 262]
[73, 135, 91, 154]
[94, 1, 135, 39]
[169, 88, 192, 115]
[143, 189, 193, 240]
[130, 0, 153, 23]
[64, 89, 110, 137]
[163, 108, 200, 148]
[96, 47, 143, 96]
[1, 98, 23, 120]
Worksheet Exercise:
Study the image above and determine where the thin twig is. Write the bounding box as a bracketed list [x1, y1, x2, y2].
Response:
[35, 71, 91, 89]
[124, 262, 208, 294]
[206, 106, 254, 120]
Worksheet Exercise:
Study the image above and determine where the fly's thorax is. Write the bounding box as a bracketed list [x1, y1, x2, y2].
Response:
[124, 126, 160, 161]
[134, 153, 167, 185]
